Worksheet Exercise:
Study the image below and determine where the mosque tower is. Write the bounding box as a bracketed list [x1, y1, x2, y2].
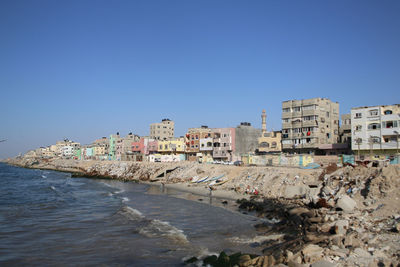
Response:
[261, 109, 267, 133]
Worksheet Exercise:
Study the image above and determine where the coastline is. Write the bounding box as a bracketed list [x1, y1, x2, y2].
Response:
[4, 157, 400, 266]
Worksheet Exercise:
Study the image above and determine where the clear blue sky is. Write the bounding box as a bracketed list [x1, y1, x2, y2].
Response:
[1, 0, 399, 158]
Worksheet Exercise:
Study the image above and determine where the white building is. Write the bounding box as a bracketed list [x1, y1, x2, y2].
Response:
[351, 104, 400, 157]
[61, 145, 74, 158]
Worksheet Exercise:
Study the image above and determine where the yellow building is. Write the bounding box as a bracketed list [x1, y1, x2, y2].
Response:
[158, 137, 185, 154]
[258, 131, 282, 153]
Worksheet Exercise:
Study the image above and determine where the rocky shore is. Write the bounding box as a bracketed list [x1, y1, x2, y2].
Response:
[5, 157, 400, 266]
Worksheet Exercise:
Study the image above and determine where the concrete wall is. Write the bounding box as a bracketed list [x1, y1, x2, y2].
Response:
[235, 124, 262, 156]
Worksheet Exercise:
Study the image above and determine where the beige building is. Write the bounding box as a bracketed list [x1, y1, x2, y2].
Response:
[281, 98, 339, 154]
[258, 109, 282, 153]
[150, 119, 174, 141]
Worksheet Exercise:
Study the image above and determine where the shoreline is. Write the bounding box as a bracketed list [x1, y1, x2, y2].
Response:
[3, 157, 400, 266]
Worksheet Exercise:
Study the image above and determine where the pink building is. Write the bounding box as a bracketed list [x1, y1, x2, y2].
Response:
[212, 128, 236, 161]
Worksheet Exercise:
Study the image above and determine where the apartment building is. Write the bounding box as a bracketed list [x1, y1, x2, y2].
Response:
[185, 126, 211, 161]
[351, 104, 400, 157]
[281, 98, 339, 154]
[212, 127, 236, 161]
[150, 119, 174, 141]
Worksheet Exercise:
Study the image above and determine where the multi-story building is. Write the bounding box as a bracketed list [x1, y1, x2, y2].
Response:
[351, 104, 400, 158]
[258, 109, 282, 153]
[109, 133, 121, 160]
[185, 126, 211, 161]
[339, 114, 352, 144]
[158, 137, 185, 155]
[119, 133, 140, 161]
[150, 119, 174, 141]
[281, 98, 340, 154]
[213, 127, 236, 161]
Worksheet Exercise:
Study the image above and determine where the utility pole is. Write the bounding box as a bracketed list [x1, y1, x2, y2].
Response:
[356, 138, 362, 160]
[395, 131, 399, 155]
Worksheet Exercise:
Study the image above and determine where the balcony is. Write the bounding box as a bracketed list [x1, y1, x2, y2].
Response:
[302, 109, 317, 116]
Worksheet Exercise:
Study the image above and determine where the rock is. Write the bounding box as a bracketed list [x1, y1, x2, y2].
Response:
[343, 233, 361, 248]
[239, 254, 252, 266]
[311, 260, 337, 267]
[302, 244, 324, 263]
[216, 251, 230, 266]
[284, 185, 307, 198]
[353, 247, 371, 258]
[289, 207, 312, 216]
[336, 195, 357, 212]
[334, 220, 349, 235]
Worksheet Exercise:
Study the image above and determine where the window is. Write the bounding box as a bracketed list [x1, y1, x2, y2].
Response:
[282, 118, 290, 123]
[369, 109, 378, 116]
[368, 123, 380, 130]
[260, 142, 269, 148]
[355, 125, 362, 131]
[382, 121, 398, 128]
[384, 110, 393, 115]
[282, 108, 290, 113]
[355, 113, 362, 119]
[326, 112, 330, 118]
[293, 107, 301, 112]
[271, 142, 277, 148]
[302, 105, 315, 111]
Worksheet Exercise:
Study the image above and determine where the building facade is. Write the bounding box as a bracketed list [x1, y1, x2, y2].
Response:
[150, 119, 174, 141]
[258, 109, 282, 153]
[212, 127, 236, 161]
[281, 98, 340, 154]
[351, 104, 400, 158]
[235, 122, 261, 158]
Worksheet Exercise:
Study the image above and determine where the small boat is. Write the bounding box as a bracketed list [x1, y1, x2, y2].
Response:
[199, 174, 225, 184]
[196, 176, 209, 183]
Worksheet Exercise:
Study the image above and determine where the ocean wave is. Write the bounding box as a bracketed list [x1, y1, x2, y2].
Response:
[139, 219, 189, 244]
[120, 206, 145, 220]
[50, 186, 56, 191]
[41, 175, 47, 178]
[121, 197, 129, 202]
[119, 206, 188, 244]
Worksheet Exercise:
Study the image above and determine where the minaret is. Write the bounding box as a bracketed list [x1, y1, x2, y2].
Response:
[261, 109, 267, 133]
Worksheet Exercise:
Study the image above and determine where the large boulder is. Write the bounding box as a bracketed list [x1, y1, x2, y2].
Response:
[336, 195, 357, 212]
[284, 185, 307, 198]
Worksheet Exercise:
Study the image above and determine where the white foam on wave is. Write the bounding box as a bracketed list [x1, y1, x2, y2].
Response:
[139, 219, 189, 244]
[50, 186, 56, 191]
[41, 175, 47, 178]
[120, 206, 145, 220]
[122, 197, 129, 202]
[119, 206, 189, 244]
[228, 234, 284, 244]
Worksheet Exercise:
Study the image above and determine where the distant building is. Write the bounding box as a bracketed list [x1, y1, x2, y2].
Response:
[257, 109, 282, 153]
[235, 122, 261, 157]
[109, 133, 121, 160]
[150, 119, 174, 141]
[185, 126, 211, 161]
[212, 127, 236, 162]
[281, 97, 340, 154]
[351, 104, 400, 158]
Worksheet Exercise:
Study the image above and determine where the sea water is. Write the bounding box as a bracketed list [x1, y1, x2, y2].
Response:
[0, 163, 265, 266]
